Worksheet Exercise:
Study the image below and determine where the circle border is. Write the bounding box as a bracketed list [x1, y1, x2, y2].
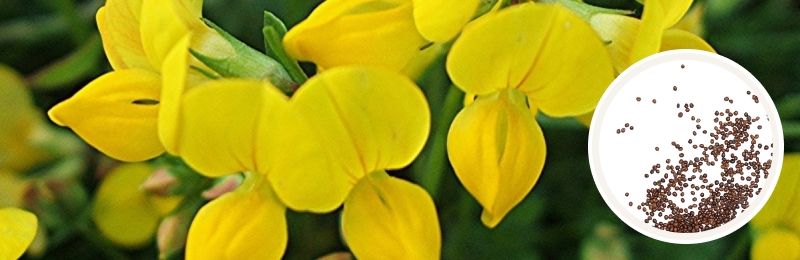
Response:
[587, 50, 784, 244]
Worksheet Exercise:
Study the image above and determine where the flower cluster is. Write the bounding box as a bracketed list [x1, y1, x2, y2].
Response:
[47, 0, 714, 258]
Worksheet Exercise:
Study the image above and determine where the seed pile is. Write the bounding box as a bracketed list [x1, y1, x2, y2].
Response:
[624, 75, 772, 233]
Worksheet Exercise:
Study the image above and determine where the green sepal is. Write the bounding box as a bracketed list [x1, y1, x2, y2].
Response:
[191, 18, 296, 95]
[263, 11, 308, 85]
[558, 0, 634, 21]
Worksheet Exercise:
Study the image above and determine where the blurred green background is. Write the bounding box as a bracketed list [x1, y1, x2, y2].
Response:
[1, 0, 799, 259]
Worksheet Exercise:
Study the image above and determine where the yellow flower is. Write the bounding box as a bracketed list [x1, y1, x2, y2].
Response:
[156, 36, 289, 259]
[268, 66, 438, 259]
[0, 207, 38, 260]
[750, 154, 800, 259]
[283, 0, 481, 71]
[92, 163, 182, 248]
[0, 65, 52, 171]
[160, 36, 439, 257]
[48, 0, 230, 162]
[589, 0, 714, 72]
[445, 3, 614, 228]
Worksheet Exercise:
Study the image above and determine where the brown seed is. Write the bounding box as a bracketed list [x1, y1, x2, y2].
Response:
[630, 126, 634, 130]
[747, 91, 751, 95]
[621, 128, 626, 133]
[637, 97, 641, 101]
[724, 97, 729, 101]
[655, 147, 660, 151]
[677, 103, 680, 108]
[673, 86, 677, 91]
[681, 64, 685, 69]
[679, 112, 683, 118]
[653, 99, 657, 104]
[690, 103, 694, 108]
[626, 192, 629, 197]
[758, 125, 762, 129]
[629, 202, 633, 206]
[625, 123, 630, 127]
[616, 129, 620, 134]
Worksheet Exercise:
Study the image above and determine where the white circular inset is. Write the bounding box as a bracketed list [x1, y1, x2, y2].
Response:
[588, 50, 783, 244]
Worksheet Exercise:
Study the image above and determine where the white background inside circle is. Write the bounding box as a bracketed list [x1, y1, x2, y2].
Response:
[588, 50, 784, 244]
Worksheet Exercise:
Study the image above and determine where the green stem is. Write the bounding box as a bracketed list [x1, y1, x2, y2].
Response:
[414, 85, 464, 200]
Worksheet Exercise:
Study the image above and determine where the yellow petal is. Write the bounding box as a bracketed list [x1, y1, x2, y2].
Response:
[589, 13, 639, 73]
[629, 0, 693, 64]
[412, 0, 481, 42]
[447, 2, 614, 114]
[270, 66, 430, 213]
[98, 0, 154, 71]
[186, 175, 287, 260]
[629, 1, 665, 65]
[178, 79, 288, 177]
[447, 89, 546, 228]
[158, 34, 191, 155]
[283, 0, 427, 71]
[659, 28, 715, 53]
[140, 0, 194, 69]
[752, 154, 800, 231]
[342, 171, 440, 259]
[652, 0, 693, 29]
[92, 163, 160, 248]
[752, 229, 800, 260]
[514, 5, 613, 117]
[0, 208, 37, 260]
[48, 69, 164, 162]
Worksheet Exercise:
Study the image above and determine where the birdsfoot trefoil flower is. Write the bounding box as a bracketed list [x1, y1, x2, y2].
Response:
[446, 2, 614, 228]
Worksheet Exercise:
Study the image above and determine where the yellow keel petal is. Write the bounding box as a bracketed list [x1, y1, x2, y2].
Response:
[186, 176, 287, 260]
[48, 69, 164, 162]
[342, 171, 441, 259]
[447, 89, 546, 228]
